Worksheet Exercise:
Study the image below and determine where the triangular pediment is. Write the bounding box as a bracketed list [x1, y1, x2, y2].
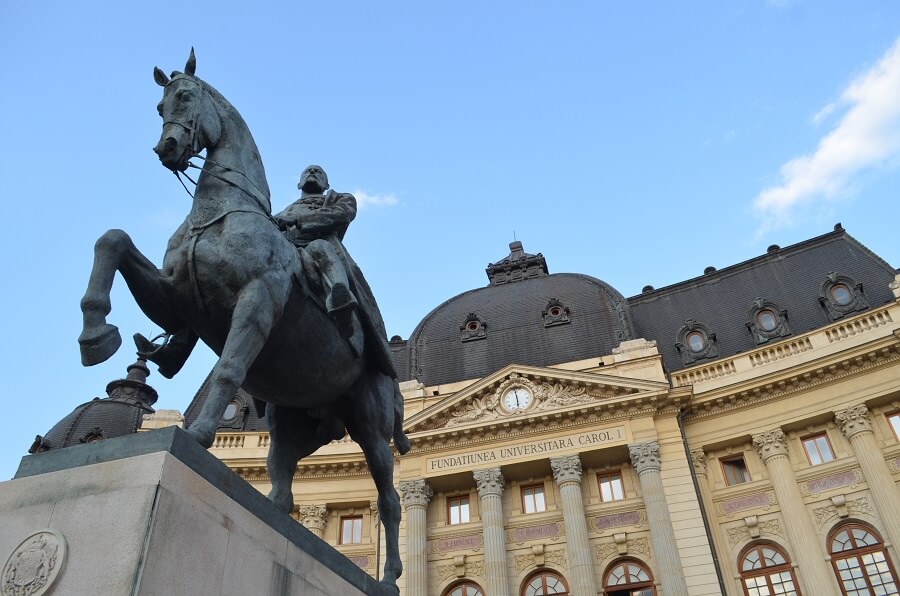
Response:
[404, 364, 670, 435]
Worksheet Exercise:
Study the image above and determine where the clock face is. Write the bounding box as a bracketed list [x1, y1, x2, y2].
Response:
[503, 387, 533, 411]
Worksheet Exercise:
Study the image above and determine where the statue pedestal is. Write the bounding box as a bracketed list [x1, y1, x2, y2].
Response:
[2, 427, 392, 596]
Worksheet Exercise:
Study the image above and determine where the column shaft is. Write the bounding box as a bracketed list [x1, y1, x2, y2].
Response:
[475, 468, 510, 596]
[753, 430, 840, 596]
[400, 479, 432, 596]
[551, 456, 598, 596]
[629, 442, 688, 596]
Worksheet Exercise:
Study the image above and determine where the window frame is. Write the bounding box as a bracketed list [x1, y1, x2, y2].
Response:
[521, 483, 547, 514]
[522, 569, 570, 595]
[887, 412, 900, 442]
[443, 580, 485, 596]
[801, 433, 835, 466]
[339, 515, 363, 545]
[721, 455, 752, 487]
[738, 542, 801, 596]
[447, 494, 471, 525]
[603, 558, 656, 595]
[828, 523, 899, 596]
[597, 472, 626, 502]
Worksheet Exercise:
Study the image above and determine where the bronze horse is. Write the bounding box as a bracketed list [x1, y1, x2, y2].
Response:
[77, 50, 408, 589]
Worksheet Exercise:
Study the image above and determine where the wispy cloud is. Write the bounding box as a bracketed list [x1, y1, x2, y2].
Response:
[352, 190, 399, 209]
[753, 38, 900, 234]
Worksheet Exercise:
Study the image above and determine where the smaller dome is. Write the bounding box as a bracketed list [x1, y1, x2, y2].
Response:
[29, 358, 158, 453]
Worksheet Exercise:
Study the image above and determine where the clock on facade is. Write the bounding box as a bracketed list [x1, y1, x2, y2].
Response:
[503, 387, 533, 411]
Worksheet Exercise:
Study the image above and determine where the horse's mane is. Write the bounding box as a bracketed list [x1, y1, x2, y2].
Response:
[170, 72, 271, 212]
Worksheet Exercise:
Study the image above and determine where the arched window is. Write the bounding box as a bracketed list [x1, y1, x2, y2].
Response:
[829, 523, 899, 595]
[522, 570, 569, 595]
[738, 543, 799, 595]
[443, 580, 485, 596]
[604, 559, 656, 596]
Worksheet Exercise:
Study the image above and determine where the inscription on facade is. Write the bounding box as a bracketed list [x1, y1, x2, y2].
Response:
[722, 493, 771, 515]
[347, 555, 371, 569]
[432, 534, 483, 553]
[426, 427, 626, 473]
[509, 522, 561, 543]
[596, 510, 642, 530]
[803, 470, 859, 496]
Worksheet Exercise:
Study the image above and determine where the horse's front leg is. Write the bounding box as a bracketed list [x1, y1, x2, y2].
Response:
[186, 277, 284, 447]
[79, 229, 178, 366]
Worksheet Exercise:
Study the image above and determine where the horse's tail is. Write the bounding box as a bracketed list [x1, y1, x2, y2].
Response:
[392, 383, 411, 455]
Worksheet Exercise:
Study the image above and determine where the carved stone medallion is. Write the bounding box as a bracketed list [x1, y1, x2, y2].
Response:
[1, 530, 67, 596]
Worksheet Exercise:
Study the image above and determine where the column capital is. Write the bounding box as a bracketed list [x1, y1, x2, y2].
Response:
[399, 478, 433, 509]
[690, 448, 708, 476]
[370, 499, 379, 516]
[629, 441, 661, 475]
[835, 405, 873, 439]
[752, 429, 788, 462]
[550, 455, 583, 486]
[297, 504, 328, 532]
[474, 467, 505, 497]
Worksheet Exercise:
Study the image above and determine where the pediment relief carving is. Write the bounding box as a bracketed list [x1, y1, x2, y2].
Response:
[406, 369, 664, 434]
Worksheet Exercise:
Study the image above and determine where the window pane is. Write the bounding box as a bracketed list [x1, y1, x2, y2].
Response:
[723, 457, 750, 486]
[599, 473, 625, 502]
[889, 414, 900, 440]
[534, 488, 545, 512]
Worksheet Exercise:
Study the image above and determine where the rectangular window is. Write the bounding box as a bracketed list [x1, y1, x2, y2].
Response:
[521, 484, 546, 513]
[802, 433, 835, 465]
[448, 495, 470, 525]
[721, 456, 751, 486]
[597, 472, 625, 502]
[888, 413, 900, 441]
[340, 516, 362, 544]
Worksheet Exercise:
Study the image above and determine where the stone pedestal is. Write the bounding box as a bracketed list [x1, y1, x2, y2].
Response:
[1, 427, 392, 596]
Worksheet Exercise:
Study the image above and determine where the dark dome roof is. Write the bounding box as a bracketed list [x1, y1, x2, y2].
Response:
[397, 242, 634, 387]
[29, 359, 157, 453]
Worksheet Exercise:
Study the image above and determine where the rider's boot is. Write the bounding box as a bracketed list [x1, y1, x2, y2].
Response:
[134, 330, 197, 379]
[326, 282, 358, 339]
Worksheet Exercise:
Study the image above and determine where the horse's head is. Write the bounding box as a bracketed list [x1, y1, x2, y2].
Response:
[152, 49, 221, 172]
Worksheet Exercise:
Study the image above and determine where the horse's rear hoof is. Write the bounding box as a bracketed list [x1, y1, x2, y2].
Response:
[184, 424, 215, 448]
[78, 324, 122, 366]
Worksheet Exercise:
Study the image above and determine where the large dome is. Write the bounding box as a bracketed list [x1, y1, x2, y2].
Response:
[393, 242, 634, 387]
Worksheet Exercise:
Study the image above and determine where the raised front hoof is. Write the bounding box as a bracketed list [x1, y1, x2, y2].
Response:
[379, 579, 400, 594]
[184, 422, 216, 448]
[78, 324, 122, 366]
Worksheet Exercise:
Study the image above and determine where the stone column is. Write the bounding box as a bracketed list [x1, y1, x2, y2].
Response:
[297, 504, 328, 539]
[474, 468, 510, 596]
[752, 429, 840, 596]
[629, 441, 689, 596]
[835, 405, 900, 553]
[550, 455, 598, 596]
[399, 478, 432, 596]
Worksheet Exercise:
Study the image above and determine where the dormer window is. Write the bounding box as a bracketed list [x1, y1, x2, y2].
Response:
[542, 298, 571, 327]
[746, 299, 791, 345]
[460, 313, 487, 342]
[820, 273, 868, 320]
[676, 320, 718, 365]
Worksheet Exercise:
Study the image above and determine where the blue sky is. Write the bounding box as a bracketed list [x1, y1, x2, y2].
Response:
[1, 1, 898, 480]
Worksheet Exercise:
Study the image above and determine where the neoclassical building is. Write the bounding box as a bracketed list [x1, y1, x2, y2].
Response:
[167, 225, 900, 596]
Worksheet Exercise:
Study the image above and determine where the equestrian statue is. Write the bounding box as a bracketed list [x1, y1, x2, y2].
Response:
[76, 49, 409, 590]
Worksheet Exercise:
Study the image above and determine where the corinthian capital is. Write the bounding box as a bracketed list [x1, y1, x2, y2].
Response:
[835, 405, 873, 439]
[399, 478, 433, 509]
[752, 429, 788, 462]
[550, 455, 584, 486]
[629, 441, 661, 475]
[474, 468, 505, 497]
[297, 504, 328, 531]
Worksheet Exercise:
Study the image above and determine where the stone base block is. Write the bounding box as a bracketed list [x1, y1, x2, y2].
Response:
[2, 427, 393, 596]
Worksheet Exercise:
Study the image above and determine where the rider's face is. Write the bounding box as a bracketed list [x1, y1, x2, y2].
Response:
[299, 166, 328, 192]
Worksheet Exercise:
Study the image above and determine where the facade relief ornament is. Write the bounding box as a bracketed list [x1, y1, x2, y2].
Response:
[550, 455, 583, 486]
[595, 537, 650, 562]
[628, 441, 661, 475]
[399, 478, 433, 508]
[1, 529, 67, 596]
[473, 468, 505, 497]
[834, 405, 873, 439]
[752, 429, 788, 462]
[297, 504, 328, 532]
[690, 449, 707, 475]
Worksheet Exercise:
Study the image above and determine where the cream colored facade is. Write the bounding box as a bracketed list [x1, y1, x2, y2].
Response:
[184, 278, 900, 595]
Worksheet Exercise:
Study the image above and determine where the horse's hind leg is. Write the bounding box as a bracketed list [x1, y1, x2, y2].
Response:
[347, 373, 403, 589]
[265, 404, 325, 514]
[79, 228, 179, 366]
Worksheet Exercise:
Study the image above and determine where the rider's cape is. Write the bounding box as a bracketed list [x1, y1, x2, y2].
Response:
[276, 191, 397, 380]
